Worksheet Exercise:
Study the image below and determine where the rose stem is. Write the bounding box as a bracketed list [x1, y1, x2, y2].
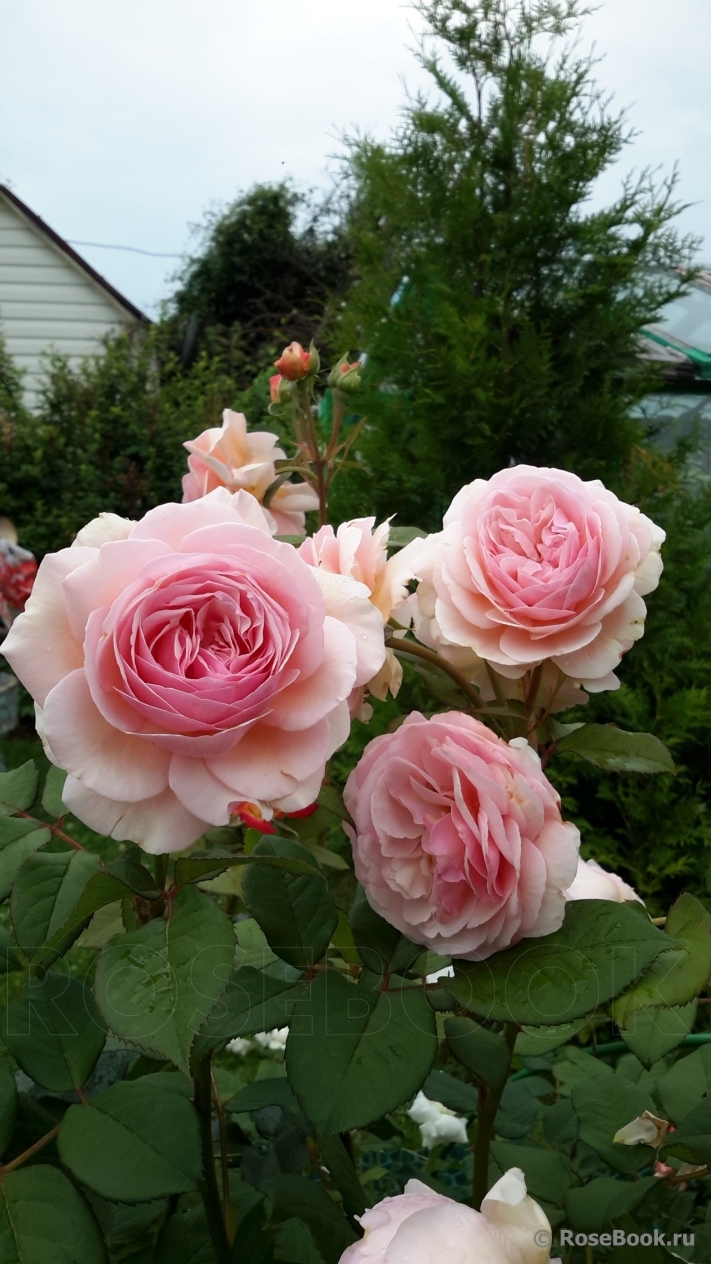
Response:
[194, 1055, 232, 1264]
[471, 1022, 518, 1211]
[153, 854, 168, 892]
[0, 1124, 60, 1174]
[211, 1067, 235, 1243]
[387, 636, 487, 714]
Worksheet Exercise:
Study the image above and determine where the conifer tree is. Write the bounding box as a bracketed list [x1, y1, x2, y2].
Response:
[331, 0, 697, 529]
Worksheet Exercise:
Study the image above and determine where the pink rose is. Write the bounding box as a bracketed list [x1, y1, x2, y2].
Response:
[344, 713, 579, 959]
[2, 490, 384, 854]
[300, 517, 416, 706]
[407, 466, 664, 691]
[340, 1168, 554, 1264]
[564, 856, 643, 904]
[182, 408, 318, 536]
[274, 341, 311, 381]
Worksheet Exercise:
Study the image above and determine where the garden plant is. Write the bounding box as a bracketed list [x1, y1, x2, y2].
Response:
[0, 338, 710, 1264]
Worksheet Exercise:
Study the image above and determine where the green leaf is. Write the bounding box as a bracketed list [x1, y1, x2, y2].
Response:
[154, 1204, 215, 1264]
[32, 857, 160, 969]
[555, 725, 675, 774]
[330, 911, 361, 966]
[286, 971, 437, 1136]
[173, 848, 321, 889]
[0, 1054, 17, 1157]
[349, 886, 419, 977]
[658, 1043, 711, 1122]
[0, 926, 22, 973]
[565, 1176, 658, 1232]
[661, 1096, 711, 1166]
[41, 766, 68, 818]
[571, 1075, 656, 1173]
[243, 839, 338, 970]
[11, 850, 100, 957]
[0, 761, 38, 814]
[0, 1164, 108, 1263]
[192, 967, 304, 1062]
[444, 1016, 510, 1091]
[259, 1175, 357, 1264]
[1, 972, 106, 1091]
[387, 526, 427, 549]
[618, 1000, 698, 1064]
[490, 1141, 570, 1207]
[274, 1218, 326, 1264]
[515, 1020, 590, 1057]
[316, 784, 353, 827]
[0, 822, 50, 903]
[422, 1070, 479, 1115]
[443, 901, 670, 1025]
[612, 894, 711, 1024]
[58, 1079, 201, 1202]
[228, 1078, 301, 1117]
[94, 885, 234, 1074]
[319, 1134, 368, 1218]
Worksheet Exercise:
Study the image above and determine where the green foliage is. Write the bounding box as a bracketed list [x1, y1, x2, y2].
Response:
[444, 900, 670, 1024]
[0, 1165, 108, 1264]
[0, 325, 249, 559]
[0, 760, 708, 1257]
[553, 475, 711, 906]
[94, 886, 234, 1074]
[170, 182, 351, 371]
[58, 1079, 201, 1203]
[329, 0, 697, 529]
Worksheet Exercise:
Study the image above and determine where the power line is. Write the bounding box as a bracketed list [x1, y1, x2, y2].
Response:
[67, 239, 183, 258]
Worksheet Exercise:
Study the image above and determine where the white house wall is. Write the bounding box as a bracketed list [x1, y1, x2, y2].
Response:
[0, 193, 141, 409]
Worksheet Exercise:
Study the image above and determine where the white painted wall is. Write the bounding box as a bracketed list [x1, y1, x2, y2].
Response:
[0, 190, 143, 409]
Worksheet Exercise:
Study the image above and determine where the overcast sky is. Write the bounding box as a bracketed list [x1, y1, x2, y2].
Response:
[2, 0, 710, 315]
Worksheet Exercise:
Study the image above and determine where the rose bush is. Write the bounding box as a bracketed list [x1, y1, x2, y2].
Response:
[182, 407, 318, 534]
[1, 338, 705, 1264]
[344, 712, 580, 958]
[2, 488, 384, 851]
[405, 466, 664, 691]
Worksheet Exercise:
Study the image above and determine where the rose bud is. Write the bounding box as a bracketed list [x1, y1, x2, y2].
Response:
[274, 342, 312, 381]
[328, 354, 361, 392]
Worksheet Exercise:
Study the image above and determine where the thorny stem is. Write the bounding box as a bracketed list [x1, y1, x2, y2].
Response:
[211, 1069, 235, 1244]
[194, 1057, 232, 1264]
[0, 1124, 60, 1174]
[471, 1023, 518, 1210]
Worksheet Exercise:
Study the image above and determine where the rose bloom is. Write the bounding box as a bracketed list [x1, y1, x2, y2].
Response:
[344, 712, 579, 959]
[182, 408, 318, 535]
[406, 466, 664, 691]
[565, 856, 643, 904]
[299, 517, 415, 710]
[2, 490, 385, 853]
[274, 341, 311, 380]
[340, 1168, 554, 1264]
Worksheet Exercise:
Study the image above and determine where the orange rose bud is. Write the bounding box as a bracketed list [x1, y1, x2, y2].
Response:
[270, 373, 284, 404]
[275, 342, 311, 381]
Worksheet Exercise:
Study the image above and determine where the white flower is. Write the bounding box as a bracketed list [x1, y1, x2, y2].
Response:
[253, 1027, 289, 1051]
[226, 1037, 252, 1056]
[407, 1091, 469, 1148]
